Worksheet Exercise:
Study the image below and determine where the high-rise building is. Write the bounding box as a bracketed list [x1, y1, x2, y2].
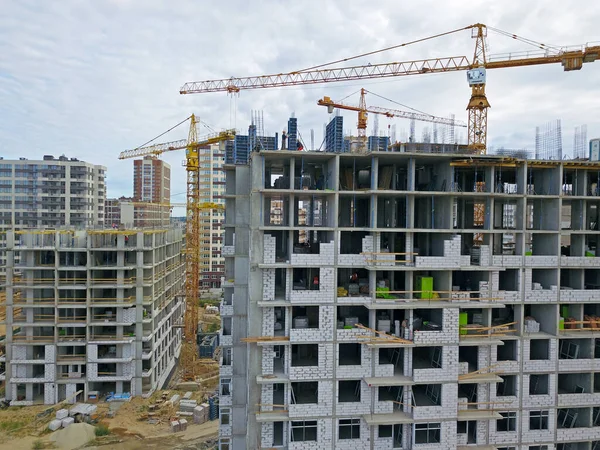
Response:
[221, 148, 600, 450]
[2, 228, 185, 404]
[199, 144, 225, 288]
[133, 156, 170, 203]
[0, 155, 106, 229]
[105, 197, 170, 228]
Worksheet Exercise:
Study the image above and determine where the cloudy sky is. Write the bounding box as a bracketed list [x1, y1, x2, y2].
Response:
[1, 0, 599, 202]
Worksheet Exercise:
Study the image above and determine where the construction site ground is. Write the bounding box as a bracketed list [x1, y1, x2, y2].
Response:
[0, 383, 219, 450]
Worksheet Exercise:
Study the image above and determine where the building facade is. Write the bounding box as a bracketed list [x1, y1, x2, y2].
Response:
[221, 149, 600, 450]
[1, 228, 184, 405]
[105, 197, 170, 228]
[0, 155, 106, 229]
[133, 156, 170, 203]
[199, 144, 225, 288]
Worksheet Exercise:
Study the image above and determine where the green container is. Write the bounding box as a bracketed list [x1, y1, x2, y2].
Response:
[459, 312, 468, 335]
[416, 276, 434, 299]
[559, 317, 565, 330]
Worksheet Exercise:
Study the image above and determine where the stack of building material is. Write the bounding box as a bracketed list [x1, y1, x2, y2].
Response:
[49, 420, 62, 431]
[208, 399, 218, 421]
[56, 409, 69, 420]
[524, 317, 540, 333]
[337, 287, 348, 297]
[532, 282, 543, 290]
[170, 420, 180, 432]
[193, 405, 207, 424]
[62, 417, 75, 428]
[179, 418, 188, 431]
[179, 399, 197, 416]
[183, 392, 193, 400]
[169, 394, 180, 406]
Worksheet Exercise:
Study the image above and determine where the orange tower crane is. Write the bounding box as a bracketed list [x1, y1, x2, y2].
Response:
[317, 87, 467, 150]
[119, 115, 234, 381]
[180, 23, 600, 154]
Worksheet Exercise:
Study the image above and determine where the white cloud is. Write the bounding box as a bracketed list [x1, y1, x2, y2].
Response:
[0, 0, 599, 199]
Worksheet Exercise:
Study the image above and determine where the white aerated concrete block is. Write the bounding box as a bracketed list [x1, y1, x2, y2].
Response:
[56, 409, 68, 420]
[48, 420, 62, 431]
[61, 417, 75, 428]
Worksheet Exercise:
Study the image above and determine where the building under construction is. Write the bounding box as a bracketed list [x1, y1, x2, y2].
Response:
[220, 141, 600, 449]
[1, 227, 184, 405]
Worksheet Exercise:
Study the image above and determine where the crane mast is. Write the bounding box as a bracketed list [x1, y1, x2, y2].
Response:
[119, 116, 234, 381]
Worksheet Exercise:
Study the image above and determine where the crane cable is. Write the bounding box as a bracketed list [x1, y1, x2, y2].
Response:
[296, 25, 474, 73]
[133, 116, 190, 150]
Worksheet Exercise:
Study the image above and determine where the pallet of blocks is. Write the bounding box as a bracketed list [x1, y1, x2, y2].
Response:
[193, 404, 208, 424]
[170, 420, 181, 432]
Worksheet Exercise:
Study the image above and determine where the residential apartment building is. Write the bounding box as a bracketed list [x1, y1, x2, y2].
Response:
[105, 197, 170, 228]
[199, 144, 225, 288]
[133, 156, 170, 203]
[220, 148, 600, 450]
[0, 155, 106, 229]
[1, 228, 184, 405]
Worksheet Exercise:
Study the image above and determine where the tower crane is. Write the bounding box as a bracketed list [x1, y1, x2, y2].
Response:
[317, 87, 467, 149]
[180, 23, 600, 154]
[119, 115, 235, 381]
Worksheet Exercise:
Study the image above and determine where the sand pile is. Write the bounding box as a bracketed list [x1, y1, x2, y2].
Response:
[50, 423, 96, 450]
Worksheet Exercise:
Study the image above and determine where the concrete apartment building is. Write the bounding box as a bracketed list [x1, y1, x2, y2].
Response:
[220, 147, 600, 450]
[133, 156, 170, 203]
[0, 227, 184, 405]
[199, 144, 226, 288]
[105, 197, 170, 228]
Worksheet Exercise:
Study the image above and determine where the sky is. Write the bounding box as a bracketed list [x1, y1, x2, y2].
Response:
[1, 0, 599, 203]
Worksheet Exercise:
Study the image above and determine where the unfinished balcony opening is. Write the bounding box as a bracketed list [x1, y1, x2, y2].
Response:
[222, 317, 232, 337]
[58, 327, 86, 341]
[376, 310, 407, 337]
[526, 233, 559, 257]
[558, 443, 594, 450]
[457, 420, 478, 444]
[291, 344, 318, 367]
[339, 194, 370, 227]
[379, 348, 404, 374]
[58, 309, 86, 323]
[377, 196, 408, 228]
[274, 268, 286, 298]
[378, 160, 408, 190]
[529, 374, 549, 395]
[493, 199, 521, 231]
[339, 343, 361, 366]
[272, 383, 285, 412]
[530, 339, 550, 360]
[57, 252, 86, 267]
[417, 162, 451, 192]
[58, 364, 86, 379]
[452, 271, 490, 300]
[265, 160, 291, 189]
[293, 157, 333, 190]
[413, 232, 448, 258]
[561, 268, 584, 290]
[558, 373, 591, 394]
[559, 338, 592, 359]
[268, 230, 289, 262]
[291, 381, 318, 404]
[493, 233, 522, 256]
[339, 231, 368, 255]
[496, 375, 517, 396]
[458, 383, 478, 405]
[337, 268, 369, 297]
[499, 269, 520, 291]
[524, 304, 556, 334]
[557, 407, 590, 429]
[337, 306, 369, 329]
[374, 271, 407, 300]
[459, 346, 478, 372]
[273, 307, 286, 337]
[497, 340, 518, 362]
[412, 384, 442, 406]
[379, 386, 403, 409]
[587, 170, 600, 196]
[291, 306, 319, 330]
[338, 380, 361, 402]
[414, 196, 451, 229]
[293, 230, 332, 256]
[413, 309, 443, 332]
[527, 166, 560, 195]
[292, 268, 320, 291]
[97, 344, 121, 360]
[90, 326, 118, 340]
[454, 196, 489, 234]
[294, 195, 330, 227]
[90, 251, 116, 267]
[272, 346, 285, 374]
[584, 234, 599, 257]
[57, 346, 86, 360]
[527, 199, 560, 232]
[264, 195, 288, 226]
[413, 346, 442, 369]
[492, 305, 515, 329]
[562, 168, 585, 196]
[339, 158, 371, 191]
[585, 269, 600, 289]
[532, 269, 558, 290]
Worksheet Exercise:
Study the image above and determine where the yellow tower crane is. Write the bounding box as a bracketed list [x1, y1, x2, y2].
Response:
[119, 115, 234, 381]
[317, 87, 467, 150]
[180, 23, 599, 155]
